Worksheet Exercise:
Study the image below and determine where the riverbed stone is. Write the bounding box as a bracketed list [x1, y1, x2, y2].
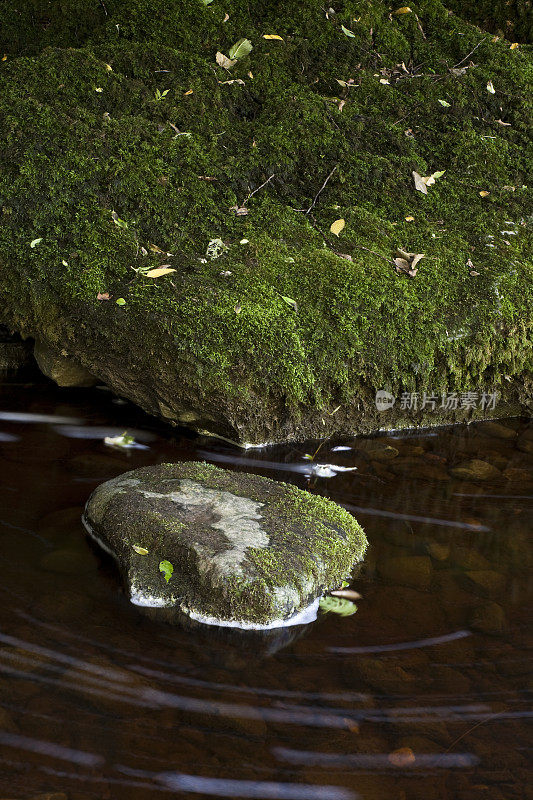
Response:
[82, 461, 367, 628]
[449, 459, 501, 481]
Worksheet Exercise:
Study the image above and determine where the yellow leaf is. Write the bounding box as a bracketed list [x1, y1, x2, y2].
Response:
[486, 80, 495, 94]
[104, 63, 113, 71]
[132, 545, 149, 555]
[263, 34, 284, 40]
[330, 218, 345, 236]
[1, 54, 7, 61]
[145, 267, 177, 278]
[510, 42, 519, 50]
[184, 89, 193, 95]
[405, 215, 415, 221]
[479, 190, 490, 197]
[393, 6, 412, 13]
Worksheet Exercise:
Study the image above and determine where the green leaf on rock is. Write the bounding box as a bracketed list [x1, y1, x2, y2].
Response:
[280, 295, 298, 311]
[341, 24, 356, 37]
[228, 38, 253, 59]
[159, 560, 174, 583]
[319, 595, 357, 616]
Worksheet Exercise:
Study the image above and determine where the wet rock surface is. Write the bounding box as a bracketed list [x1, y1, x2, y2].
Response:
[83, 461, 367, 627]
[33, 338, 98, 388]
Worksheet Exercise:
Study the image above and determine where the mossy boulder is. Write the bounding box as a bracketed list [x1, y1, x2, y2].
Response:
[82, 461, 367, 627]
[0, 0, 531, 443]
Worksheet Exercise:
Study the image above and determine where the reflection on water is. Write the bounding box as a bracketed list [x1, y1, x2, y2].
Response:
[0, 378, 531, 799]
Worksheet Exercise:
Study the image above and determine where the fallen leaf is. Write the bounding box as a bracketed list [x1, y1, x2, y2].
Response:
[149, 243, 165, 253]
[438, 99, 450, 107]
[234, 304, 241, 314]
[496, 118, 511, 126]
[486, 80, 495, 94]
[219, 78, 245, 85]
[30, 238, 43, 248]
[223, 13, 229, 22]
[132, 545, 149, 555]
[262, 34, 283, 40]
[393, 6, 412, 13]
[230, 206, 249, 215]
[412, 171, 428, 194]
[97, 292, 110, 300]
[95, 87, 103, 93]
[510, 42, 519, 50]
[330, 589, 362, 601]
[206, 238, 229, 259]
[183, 89, 193, 95]
[104, 431, 135, 447]
[319, 595, 357, 616]
[389, 748, 416, 767]
[62, 259, 69, 266]
[228, 38, 253, 59]
[330, 218, 345, 236]
[479, 190, 490, 197]
[1, 55, 7, 61]
[216, 51, 237, 69]
[111, 210, 128, 229]
[394, 249, 424, 277]
[379, 78, 390, 84]
[145, 267, 177, 278]
[280, 295, 298, 311]
[341, 24, 356, 37]
[394, 257, 411, 272]
[104, 63, 112, 71]
[159, 560, 174, 583]
[405, 215, 415, 221]
[431, 169, 446, 179]
[116, 298, 126, 306]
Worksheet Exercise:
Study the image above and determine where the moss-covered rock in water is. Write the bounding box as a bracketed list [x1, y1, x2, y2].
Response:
[82, 461, 367, 627]
[0, 0, 531, 444]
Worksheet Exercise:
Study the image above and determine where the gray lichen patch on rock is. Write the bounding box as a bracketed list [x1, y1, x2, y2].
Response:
[82, 461, 367, 627]
[138, 480, 269, 576]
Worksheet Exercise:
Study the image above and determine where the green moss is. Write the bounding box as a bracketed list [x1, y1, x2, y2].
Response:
[0, 0, 531, 443]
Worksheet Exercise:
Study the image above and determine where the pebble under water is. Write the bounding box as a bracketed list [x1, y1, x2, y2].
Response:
[0, 377, 531, 800]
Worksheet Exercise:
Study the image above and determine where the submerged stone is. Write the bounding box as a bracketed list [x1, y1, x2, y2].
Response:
[82, 461, 367, 628]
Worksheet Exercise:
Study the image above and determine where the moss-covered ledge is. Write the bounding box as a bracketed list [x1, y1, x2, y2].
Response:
[0, 0, 531, 444]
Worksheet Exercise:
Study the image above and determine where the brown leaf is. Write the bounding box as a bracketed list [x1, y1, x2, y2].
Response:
[230, 206, 249, 216]
[389, 748, 416, 767]
[330, 589, 362, 601]
[410, 253, 425, 270]
[412, 171, 428, 194]
[216, 51, 237, 70]
[394, 257, 411, 273]
[97, 292, 110, 300]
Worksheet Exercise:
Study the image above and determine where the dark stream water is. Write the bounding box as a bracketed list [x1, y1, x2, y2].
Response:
[0, 377, 531, 800]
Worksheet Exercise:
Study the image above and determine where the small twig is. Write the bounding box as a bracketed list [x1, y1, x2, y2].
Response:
[414, 13, 427, 40]
[436, 709, 506, 767]
[99, 0, 108, 14]
[306, 165, 338, 215]
[453, 36, 488, 68]
[243, 174, 275, 204]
